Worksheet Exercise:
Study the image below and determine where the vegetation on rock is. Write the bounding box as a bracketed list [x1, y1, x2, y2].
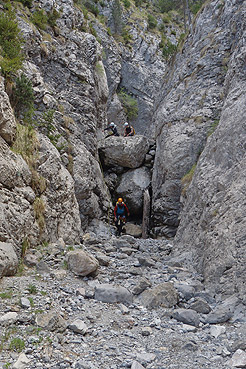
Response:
[0, 5, 24, 77]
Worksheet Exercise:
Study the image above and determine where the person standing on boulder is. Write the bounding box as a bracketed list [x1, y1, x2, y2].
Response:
[104, 122, 119, 138]
[123, 122, 135, 137]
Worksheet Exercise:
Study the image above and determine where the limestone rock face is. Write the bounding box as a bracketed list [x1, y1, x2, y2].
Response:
[95, 8, 167, 136]
[173, 4, 246, 300]
[0, 77, 16, 145]
[36, 134, 81, 244]
[0, 242, 18, 278]
[17, 0, 111, 230]
[99, 136, 149, 169]
[0, 78, 80, 254]
[152, 0, 242, 238]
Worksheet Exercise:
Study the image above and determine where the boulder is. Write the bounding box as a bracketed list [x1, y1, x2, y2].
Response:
[124, 223, 142, 238]
[94, 283, 133, 304]
[13, 353, 30, 369]
[116, 166, 151, 215]
[172, 308, 200, 327]
[66, 250, 99, 276]
[139, 282, 178, 309]
[36, 311, 67, 332]
[68, 319, 88, 335]
[0, 242, 18, 278]
[98, 135, 149, 169]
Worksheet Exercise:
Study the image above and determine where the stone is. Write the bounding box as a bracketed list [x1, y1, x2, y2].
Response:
[124, 223, 142, 238]
[0, 76, 16, 145]
[68, 319, 88, 335]
[227, 349, 246, 368]
[210, 325, 226, 338]
[172, 309, 200, 327]
[20, 297, 31, 309]
[136, 353, 156, 363]
[0, 312, 18, 324]
[96, 252, 110, 266]
[0, 242, 18, 278]
[175, 283, 195, 301]
[204, 304, 234, 324]
[66, 250, 99, 276]
[131, 277, 152, 295]
[141, 327, 152, 336]
[131, 361, 145, 369]
[139, 282, 178, 309]
[36, 311, 67, 332]
[98, 135, 149, 169]
[94, 283, 133, 304]
[115, 167, 151, 215]
[13, 353, 30, 369]
[189, 298, 211, 314]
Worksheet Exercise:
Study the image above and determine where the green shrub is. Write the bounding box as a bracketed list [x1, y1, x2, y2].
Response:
[190, 0, 203, 14]
[27, 284, 37, 294]
[31, 9, 48, 30]
[147, 14, 157, 29]
[84, 1, 99, 16]
[0, 8, 24, 76]
[12, 74, 34, 116]
[112, 0, 123, 34]
[207, 119, 220, 136]
[47, 8, 60, 27]
[9, 338, 25, 353]
[118, 89, 138, 120]
[162, 40, 177, 60]
[123, 0, 131, 8]
[158, 0, 175, 13]
[0, 291, 13, 299]
[181, 163, 197, 196]
[16, 0, 33, 8]
[134, 0, 142, 6]
[33, 197, 45, 233]
[122, 27, 132, 44]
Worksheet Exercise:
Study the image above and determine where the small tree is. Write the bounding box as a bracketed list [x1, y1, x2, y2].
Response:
[112, 0, 123, 35]
[0, 7, 24, 77]
[12, 74, 34, 116]
[118, 89, 138, 120]
[147, 14, 157, 29]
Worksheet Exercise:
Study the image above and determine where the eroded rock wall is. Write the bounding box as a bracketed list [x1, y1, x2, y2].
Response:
[0, 77, 80, 254]
[174, 3, 246, 300]
[152, 0, 242, 237]
[17, 0, 111, 229]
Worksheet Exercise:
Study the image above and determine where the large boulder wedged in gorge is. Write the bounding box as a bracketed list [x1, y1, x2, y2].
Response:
[98, 135, 149, 169]
[116, 166, 151, 216]
[0, 242, 18, 278]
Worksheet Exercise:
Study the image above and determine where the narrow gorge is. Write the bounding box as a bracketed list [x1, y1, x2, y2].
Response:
[0, 0, 246, 368]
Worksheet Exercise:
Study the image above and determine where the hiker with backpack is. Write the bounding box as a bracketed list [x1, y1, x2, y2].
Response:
[123, 122, 135, 137]
[104, 122, 119, 138]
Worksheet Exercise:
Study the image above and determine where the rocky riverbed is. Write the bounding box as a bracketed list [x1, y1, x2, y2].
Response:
[0, 230, 246, 369]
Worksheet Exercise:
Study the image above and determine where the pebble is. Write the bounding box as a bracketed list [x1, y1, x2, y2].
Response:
[0, 237, 244, 368]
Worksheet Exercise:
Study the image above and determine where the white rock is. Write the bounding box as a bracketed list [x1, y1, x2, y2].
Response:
[68, 319, 88, 335]
[210, 325, 226, 338]
[0, 312, 18, 324]
[13, 353, 30, 369]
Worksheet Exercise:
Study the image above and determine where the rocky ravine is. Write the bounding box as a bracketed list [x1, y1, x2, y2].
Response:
[1, 230, 246, 369]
